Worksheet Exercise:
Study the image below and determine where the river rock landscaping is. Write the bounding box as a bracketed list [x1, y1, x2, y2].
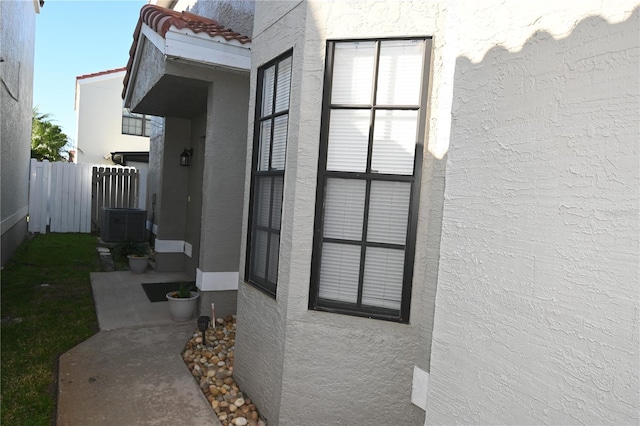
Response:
[182, 315, 265, 426]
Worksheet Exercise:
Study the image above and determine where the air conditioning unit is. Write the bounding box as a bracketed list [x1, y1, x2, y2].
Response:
[101, 208, 146, 242]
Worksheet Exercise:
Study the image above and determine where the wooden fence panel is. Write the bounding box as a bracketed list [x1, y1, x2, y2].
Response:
[91, 166, 140, 232]
[79, 164, 92, 233]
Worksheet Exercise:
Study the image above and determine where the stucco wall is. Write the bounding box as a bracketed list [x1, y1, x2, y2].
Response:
[146, 115, 164, 235]
[233, 3, 303, 422]
[199, 74, 249, 272]
[426, 3, 639, 425]
[236, 1, 443, 424]
[127, 37, 166, 115]
[184, 0, 255, 38]
[183, 112, 206, 274]
[76, 71, 149, 165]
[0, 0, 38, 265]
[237, 1, 639, 425]
[153, 116, 190, 271]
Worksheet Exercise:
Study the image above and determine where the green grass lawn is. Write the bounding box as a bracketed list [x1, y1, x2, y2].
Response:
[1, 233, 100, 426]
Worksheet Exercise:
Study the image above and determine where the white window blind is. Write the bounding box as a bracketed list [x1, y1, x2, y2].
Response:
[367, 181, 411, 245]
[258, 121, 271, 171]
[248, 52, 293, 295]
[272, 115, 288, 170]
[326, 109, 370, 172]
[371, 110, 418, 175]
[312, 38, 430, 321]
[256, 178, 271, 227]
[318, 243, 360, 303]
[324, 178, 366, 241]
[362, 247, 405, 310]
[331, 42, 375, 105]
[376, 40, 425, 106]
[275, 57, 292, 112]
[261, 67, 274, 116]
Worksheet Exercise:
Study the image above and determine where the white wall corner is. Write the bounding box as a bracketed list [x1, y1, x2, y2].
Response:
[411, 366, 429, 411]
[196, 269, 239, 291]
[154, 239, 184, 253]
[184, 241, 193, 258]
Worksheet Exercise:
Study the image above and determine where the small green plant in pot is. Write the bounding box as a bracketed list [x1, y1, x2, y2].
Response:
[166, 282, 199, 321]
[114, 240, 150, 274]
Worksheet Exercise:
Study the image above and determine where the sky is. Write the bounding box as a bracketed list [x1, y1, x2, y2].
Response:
[33, 0, 147, 145]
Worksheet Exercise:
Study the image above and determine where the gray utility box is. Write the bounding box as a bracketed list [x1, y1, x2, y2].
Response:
[101, 208, 146, 242]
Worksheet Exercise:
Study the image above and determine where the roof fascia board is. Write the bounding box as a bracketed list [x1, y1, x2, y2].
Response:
[140, 23, 168, 55]
[123, 29, 154, 108]
[165, 29, 251, 71]
[140, 22, 251, 71]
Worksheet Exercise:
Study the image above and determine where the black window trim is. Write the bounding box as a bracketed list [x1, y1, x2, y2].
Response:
[309, 37, 432, 323]
[122, 108, 152, 137]
[245, 49, 294, 298]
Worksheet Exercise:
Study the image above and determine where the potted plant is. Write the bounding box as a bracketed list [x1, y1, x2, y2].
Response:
[166, 282, 200, 321]
[114, 240, 150, 274]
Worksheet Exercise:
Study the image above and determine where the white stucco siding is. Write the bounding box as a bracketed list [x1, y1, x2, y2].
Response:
[426, 2, 639, 424]
[76, 71, 149, 165]
[277, 1, 440, 424]
[185, 0, 255, 38]
[1, 0, 38, 264]
[234, 2, 304, 423]
[237, 0, 638, 424]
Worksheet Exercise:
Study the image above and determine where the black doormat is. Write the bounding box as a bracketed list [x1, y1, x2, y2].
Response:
[141, 282, 196, 303]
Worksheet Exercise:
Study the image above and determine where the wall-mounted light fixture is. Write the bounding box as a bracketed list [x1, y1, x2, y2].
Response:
[180, 148, 193, 167]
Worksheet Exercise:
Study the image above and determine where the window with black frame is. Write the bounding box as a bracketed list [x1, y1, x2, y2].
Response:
[246, 51, 293, 296]
[122, 108, 151, 137]
[310, 38, 432, 322]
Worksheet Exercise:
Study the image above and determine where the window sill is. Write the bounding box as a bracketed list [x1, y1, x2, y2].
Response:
[310, 301, 408, 323]
[243, 280, 276, 299]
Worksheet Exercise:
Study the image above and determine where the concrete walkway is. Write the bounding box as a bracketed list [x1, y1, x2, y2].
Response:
[57, 271, 221, 426]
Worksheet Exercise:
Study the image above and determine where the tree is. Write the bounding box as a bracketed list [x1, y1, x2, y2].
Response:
[31, 108, 71, 162]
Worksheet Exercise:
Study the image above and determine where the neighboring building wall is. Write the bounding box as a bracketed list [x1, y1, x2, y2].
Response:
[75, 70, 149, 166]
[0, 0, 39, 265]
[426, 3, 639, 425]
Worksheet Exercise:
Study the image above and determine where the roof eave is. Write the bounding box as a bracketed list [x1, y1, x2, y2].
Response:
[163, 26, 251, 72]
[123, 32, 147, 109]
[124, 23, 251, 108]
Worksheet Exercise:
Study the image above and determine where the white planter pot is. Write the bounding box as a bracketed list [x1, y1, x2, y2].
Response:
[128, 255, 149, 274]
[166, 291, 200, 322]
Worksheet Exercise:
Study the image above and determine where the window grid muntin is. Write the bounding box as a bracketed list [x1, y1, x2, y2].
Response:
[246, 51, 292, 297]
[310, 38, 430, 322]
[122, 108, 151, 137]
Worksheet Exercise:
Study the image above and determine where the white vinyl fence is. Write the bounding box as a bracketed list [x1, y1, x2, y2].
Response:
[28, 160, 145, 234]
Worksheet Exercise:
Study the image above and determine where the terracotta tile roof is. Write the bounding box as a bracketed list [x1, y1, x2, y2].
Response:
[77, 67, 126, 81]
[123, 4, 251, 98]
[140, 4, 251, 43]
